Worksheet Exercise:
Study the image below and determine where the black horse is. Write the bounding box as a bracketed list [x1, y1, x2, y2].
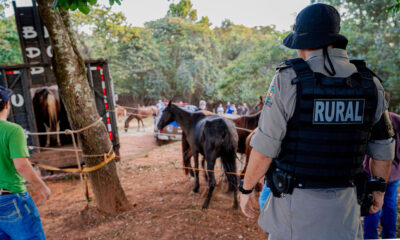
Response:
[158, 101, 239, 209]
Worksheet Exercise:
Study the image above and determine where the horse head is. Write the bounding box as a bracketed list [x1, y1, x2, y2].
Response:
[157, 100, 175, 130]
[250, 96, 264, 114]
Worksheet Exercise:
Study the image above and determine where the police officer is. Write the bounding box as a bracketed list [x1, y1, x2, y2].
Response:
[239, 3, 395, 240]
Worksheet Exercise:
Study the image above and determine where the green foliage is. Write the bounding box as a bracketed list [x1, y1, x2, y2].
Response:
[69, 1, 296, 105]
[0, 15, 23, 65]
[388, 0, 400, 15]
[167, 0, 197, 21]
[315, 0, 400, 111]
[55, 0, 121, 14]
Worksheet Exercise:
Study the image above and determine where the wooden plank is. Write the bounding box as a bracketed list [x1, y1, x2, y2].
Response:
[30, 150, 83, 168]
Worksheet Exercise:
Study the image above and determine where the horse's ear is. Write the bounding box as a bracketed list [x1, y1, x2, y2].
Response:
[168, 100, 172, 107]
[259, 96, 263, 101]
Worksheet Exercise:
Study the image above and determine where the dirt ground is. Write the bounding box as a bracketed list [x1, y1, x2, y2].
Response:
[30, 118, 268, 240]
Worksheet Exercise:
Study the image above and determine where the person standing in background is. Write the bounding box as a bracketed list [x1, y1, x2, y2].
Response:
[199, 100, 207, 110]
[0, 85, 51, 240]
[217, 104, 224, 115]
[363, 111, 400, 239]
[242, 103, 249, 115]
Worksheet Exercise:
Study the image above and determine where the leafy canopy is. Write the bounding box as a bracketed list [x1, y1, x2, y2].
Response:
[55, 0, 121, 14]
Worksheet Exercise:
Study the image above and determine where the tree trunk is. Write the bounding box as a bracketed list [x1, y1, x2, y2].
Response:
[36, 0, 130, 214]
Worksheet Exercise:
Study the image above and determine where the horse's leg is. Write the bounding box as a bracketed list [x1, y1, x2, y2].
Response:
[181, 134, 194, 177]
[192, 152, 200, 193]
[202, 153, 216, 209]
[137, 118, 140, 131]
[44, 123, 50, 147]
[141, 118, 145, 128]
[56, 121, 61, 147]
[183, 149, 194, 177]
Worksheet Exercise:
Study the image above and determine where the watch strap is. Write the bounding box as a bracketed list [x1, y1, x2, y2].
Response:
[238, 180, 253, 194]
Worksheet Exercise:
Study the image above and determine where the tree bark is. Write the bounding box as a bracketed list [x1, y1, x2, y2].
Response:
[36, 0, 130, 214]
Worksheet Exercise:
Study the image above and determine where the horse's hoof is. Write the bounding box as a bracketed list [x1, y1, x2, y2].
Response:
[233, 203, 239, 210]
[45, 144, 50, 148]
[201, 203, 209, 209]
[192, 187, 199, 193]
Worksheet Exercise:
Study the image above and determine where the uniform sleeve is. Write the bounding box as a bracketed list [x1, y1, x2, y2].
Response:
[9, 127, 30, 159]
[366, 77, 395, 161]
[250, 69, 297, 158]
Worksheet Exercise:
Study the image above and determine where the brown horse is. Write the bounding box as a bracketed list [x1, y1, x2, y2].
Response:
[240, 127, 264, 191]
[249, 96, 265, 115]
[115, 104, 127, 120]
[231, 96, 264, 154]
[241, 127, 257, 178]
[124, 106, 158, 131]
[32, 87, 62, 147]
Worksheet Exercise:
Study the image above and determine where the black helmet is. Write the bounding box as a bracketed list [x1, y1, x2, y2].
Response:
[283, 3, 348, 50]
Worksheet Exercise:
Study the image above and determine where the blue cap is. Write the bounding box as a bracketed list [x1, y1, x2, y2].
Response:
[0, 85, 13, 104]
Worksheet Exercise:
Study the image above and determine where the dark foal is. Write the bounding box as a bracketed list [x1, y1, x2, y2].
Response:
[158, 101, 239, 209]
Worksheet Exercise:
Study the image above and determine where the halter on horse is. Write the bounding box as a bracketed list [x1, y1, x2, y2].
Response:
[158, 101, 239, 209]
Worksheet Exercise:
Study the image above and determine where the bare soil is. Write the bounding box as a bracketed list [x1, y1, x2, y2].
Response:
[30, 118, 267, 240]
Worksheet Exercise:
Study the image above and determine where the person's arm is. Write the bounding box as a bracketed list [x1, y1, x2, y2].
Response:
[240, 69, 297, 218]
[13, 158, 51, 203]
[240, 150, 273, 218]
[243, 150, 272, 190]
[368, 158, 392, 213]
[365, 80, 395, 213]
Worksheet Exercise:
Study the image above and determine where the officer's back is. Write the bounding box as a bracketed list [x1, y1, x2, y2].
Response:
[239, 3, 395, 240]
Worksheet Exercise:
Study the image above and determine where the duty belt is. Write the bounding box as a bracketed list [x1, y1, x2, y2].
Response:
[0, 189, 12, 195]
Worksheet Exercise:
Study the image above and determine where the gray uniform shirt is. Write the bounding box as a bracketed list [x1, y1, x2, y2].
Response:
[251, 48, 396, 240]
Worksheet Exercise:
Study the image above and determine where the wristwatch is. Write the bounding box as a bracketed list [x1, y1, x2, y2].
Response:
[238, 179, 254, 194]
[369, 177, 387, 192]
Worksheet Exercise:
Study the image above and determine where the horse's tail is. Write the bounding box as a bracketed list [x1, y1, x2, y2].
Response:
[47, 90, 58, 131]
[205, 118, 238, 192]
[221, 150, 238, 192]
[124, 110, 138, 132]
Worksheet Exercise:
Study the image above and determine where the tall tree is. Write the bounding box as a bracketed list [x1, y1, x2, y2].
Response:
[36, 0, 130, 214]
[167, 0, 197, 21]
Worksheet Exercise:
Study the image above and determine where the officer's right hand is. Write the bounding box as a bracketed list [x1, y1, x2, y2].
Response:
[369, 191, 384, 214]
[38, 185, 51, 204]
[240, 191, 259, 218]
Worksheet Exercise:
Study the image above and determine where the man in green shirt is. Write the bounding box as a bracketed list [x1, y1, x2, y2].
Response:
[0, 85, 50, 240]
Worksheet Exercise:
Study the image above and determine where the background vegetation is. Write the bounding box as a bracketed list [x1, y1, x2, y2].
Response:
[0, 0, 399, 111]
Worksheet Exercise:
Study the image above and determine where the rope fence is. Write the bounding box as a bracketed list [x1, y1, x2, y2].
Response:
[181, 166, 245, 177]
[28, 104, 253, 205]
[114, 104, 255, 133]
[27, 117, 117, 205]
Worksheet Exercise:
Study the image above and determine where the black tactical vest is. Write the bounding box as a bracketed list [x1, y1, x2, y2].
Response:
[275, 58, 378, 188]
